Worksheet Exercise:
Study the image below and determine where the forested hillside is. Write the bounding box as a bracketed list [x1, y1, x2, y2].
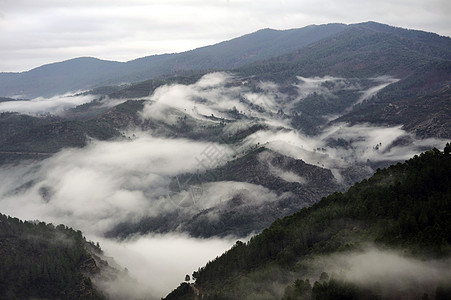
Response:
[0, 214, 108, 299]
[165, 143, 451, 299]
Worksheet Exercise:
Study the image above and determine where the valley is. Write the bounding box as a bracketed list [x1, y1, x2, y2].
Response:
[0, 21, 450, 299]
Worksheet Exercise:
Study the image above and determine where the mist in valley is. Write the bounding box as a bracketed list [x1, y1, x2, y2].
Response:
[0, 72, 448, 298]
[0, 92, 97, 115]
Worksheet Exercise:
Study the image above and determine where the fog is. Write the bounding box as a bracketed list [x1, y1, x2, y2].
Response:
[0, 72, 448, 298]
[294, 76, 357, 101]
[309, 246, 451, 297]
[0, 133, 243, 298]
[353, 76, 399, 106]
[0, 92, 96, 115]
[0, 134, 235, 234]
[93, 233, 239, 299]
[245, 124, 447, 183]
[141, 72, 290, 129]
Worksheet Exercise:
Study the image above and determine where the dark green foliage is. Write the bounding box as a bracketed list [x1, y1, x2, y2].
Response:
[0, 214, 105, 300]
[282, 279, 312, 300]
[179, 145, 451, 298]
[283, 273, 380, 300]
[164, 283, 195, 300]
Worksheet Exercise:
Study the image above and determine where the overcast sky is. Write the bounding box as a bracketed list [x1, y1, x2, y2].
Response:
[1, 0, 450, 72]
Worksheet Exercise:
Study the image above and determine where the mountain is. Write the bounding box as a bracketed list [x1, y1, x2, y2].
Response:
[0, 22, 450, 299]
[2, 22, 449, 139]
[0, 24, 347, 98]
[236, 22, 451, 138]
[1, 19, 449, 239]
[164, 144, 451, 299]
[238, 21, 451, 80]
[92, 21, 451, 139]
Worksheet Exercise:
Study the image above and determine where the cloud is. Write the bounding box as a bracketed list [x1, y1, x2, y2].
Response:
[1, 73, 445, 233]
[0, 134, 234, 234]
[0, 93, 96, 115]
[244, 122, 447, 184]
[258, 150, 306, 184]
[141, 72, 246, 122]
[294, 76, 351, 100]
[141, 72, 447, 186]
[141, 72, 290, 131]
[353, 76, 399, 106]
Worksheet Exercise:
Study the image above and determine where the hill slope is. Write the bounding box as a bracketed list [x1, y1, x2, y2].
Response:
[164, 143, 451, 299]
[0, 214, 107, 299]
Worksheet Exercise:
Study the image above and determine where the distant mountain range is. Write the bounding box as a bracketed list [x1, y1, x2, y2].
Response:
[2, 21, 449, 99]
[0, 23, 348, 98]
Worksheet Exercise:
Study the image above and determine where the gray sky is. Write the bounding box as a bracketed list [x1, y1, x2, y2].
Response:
[1, 0, 450, 72]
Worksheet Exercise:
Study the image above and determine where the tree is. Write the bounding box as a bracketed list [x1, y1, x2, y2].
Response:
[185, 274, 190, 282]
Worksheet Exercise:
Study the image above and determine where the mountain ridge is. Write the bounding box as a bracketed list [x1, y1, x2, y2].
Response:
[0, 23, 348, 98]
[4, 21, 449, 98]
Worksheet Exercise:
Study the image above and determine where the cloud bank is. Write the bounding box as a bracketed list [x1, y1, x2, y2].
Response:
[94, 233, 239, 299]
[309, 247, 451, 298]
[0, 134, 235, 234]
[0, 72, 448, 299]
[0, 93, 96, 115]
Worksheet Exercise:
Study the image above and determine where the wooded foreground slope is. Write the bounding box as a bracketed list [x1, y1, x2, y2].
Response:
[0, 214, 106, 300]
[165, 143, 451, 299]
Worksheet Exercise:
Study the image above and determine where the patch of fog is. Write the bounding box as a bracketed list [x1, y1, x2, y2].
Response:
[291, 76, 361, 108]
[0, 92, 96, 115]
[254, 123, 447, 165]
[141, 72, 247, 123]
[96, 96, 130, 109]
[275, 169, 306, 184]
[93, 233, 241, 299]
[140, 72, 291, 129]
[353, 76, 399, 106]
[0, 134, 234, 235]
[196, 181, 282, 209]
[258, 150, 307, 184]
[246, 124, 447, 182]
[308, 246, 451, 298]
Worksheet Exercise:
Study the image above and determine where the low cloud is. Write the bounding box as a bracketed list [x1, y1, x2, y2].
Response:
[0, 92, 96, 115]
[141, 72, 290, 130]
[309, 247, 451, 297]
[0, 71, 448, 299]
[0, 134, 233, 235]
[294, 76, 355, 100]
[246, 123, 447, 182]
[353, 76, 399, 106]
[93, 233, 240, 299]
[141, 72, 246, 122]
